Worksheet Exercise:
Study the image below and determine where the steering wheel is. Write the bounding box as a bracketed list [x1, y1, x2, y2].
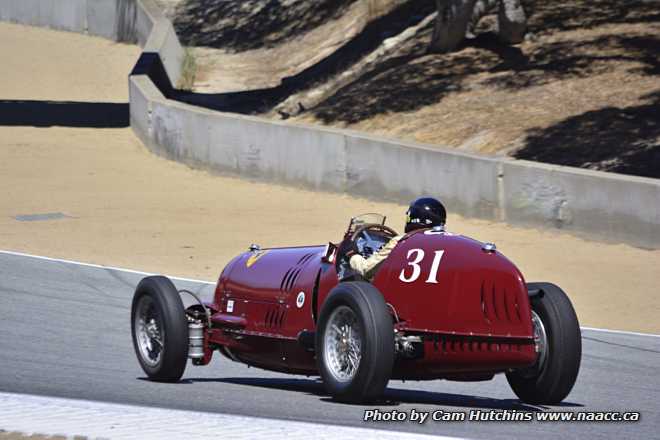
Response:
[352, 224, 398, 258]
[336, 223, 398, 280]
[350, 223, 398, 245]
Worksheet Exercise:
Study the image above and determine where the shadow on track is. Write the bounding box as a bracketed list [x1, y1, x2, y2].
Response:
[0, 100, 129, 128]
[180, 376, 582, 410]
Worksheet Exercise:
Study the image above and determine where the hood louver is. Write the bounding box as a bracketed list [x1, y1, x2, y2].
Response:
[280, 253, 314, 293]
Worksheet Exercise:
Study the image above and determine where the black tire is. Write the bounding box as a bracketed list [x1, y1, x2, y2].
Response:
[506, 282, 582, 404]
[316, 282, 394, 403]
[131, 276, 188, 382]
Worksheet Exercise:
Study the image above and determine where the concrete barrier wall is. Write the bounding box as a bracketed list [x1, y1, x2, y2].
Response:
[135, 0, 159, 46]
[129, 73, 660, 248]
[0, 0, 183, 85]
[344, 135, 501, 220]
[500, 160, 660, 248]
[141, 16, 183, 87]
[128, 75, 158, 147]
[0, 0, 86, 32]
[0, 0, 138, 42]
[87, 0, 137, 42]
[3, 0, 659, 248]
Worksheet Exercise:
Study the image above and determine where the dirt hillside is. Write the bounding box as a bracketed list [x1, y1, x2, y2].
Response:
[160, 0, 412, 92]
[169, 0, 660, 178]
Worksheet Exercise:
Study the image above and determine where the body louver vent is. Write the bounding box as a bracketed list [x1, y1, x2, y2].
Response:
[432, 336, 521, 354]
[265, 306, 286, 328]
[480, 280, 522, 325]
[280, 253, 314, 293]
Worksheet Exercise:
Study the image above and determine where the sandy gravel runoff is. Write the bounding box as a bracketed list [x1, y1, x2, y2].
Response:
[0, 22, 658, 334]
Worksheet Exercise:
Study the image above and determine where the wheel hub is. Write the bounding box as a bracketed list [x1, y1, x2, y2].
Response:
[135, 296, 164, 367]
[513, 309, 550, 379]
[532, 310, 548, 369]
[324, 306, 362, 382]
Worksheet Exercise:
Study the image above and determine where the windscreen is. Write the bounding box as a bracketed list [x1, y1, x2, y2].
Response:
[347, 213, 386, 234]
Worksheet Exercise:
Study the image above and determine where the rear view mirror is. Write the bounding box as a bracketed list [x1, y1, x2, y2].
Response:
[321, 242, 337, 263]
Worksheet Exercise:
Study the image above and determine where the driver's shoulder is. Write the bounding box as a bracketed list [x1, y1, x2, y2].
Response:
[383, 234, 405, 249]
[390, 232, 419, 248]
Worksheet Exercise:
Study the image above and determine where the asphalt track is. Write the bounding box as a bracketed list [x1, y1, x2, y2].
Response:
[0, 251, 658, 439]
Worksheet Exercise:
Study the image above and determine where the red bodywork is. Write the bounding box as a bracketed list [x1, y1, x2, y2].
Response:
[202, 229, 537, 381]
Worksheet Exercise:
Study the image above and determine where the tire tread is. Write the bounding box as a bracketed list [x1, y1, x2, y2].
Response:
[507, 282, 581, 404]
[131, 276, 188, 382]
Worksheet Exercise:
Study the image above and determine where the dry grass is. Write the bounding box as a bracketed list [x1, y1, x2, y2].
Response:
[176, 46, 198, 91]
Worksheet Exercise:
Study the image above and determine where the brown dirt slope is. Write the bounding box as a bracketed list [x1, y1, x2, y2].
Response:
[172, 0, 660, 178]
[160, 0, 416, 92]
[299, 2, 660, 178]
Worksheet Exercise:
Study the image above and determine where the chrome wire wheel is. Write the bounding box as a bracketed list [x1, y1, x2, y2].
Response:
[134, 295, 164, 368]
[532, 310, 549, 370]
[518, 309, 549, 378]
[324, 305, 363, 383]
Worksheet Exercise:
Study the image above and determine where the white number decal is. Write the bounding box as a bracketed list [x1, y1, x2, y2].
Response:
[399, 249, 424, 283]
[426, 250, 445, 284]
[398, 249, 445, 284]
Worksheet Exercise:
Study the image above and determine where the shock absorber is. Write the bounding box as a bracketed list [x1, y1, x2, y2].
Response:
[188, 321, 205, 359]
[178, 289, 212, 362]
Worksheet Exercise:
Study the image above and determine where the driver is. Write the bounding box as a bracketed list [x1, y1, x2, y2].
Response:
[344, 197, 447, 280]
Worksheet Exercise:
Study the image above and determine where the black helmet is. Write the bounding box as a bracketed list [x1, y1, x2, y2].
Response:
[405, 197, 447, 233]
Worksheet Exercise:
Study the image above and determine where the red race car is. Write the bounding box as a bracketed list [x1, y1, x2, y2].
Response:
[131, 213, 581, 404]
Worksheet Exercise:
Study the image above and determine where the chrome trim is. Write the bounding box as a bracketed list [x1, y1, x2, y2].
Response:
[531, 310, 548, 369]
[482, 242, 497, 253]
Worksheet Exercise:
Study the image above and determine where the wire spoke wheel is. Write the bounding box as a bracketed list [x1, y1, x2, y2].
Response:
[316, 282, 394, 403]
[324, 306, 363, 382]
[131, 276, 189, 382]
[519, 310, 549, 378]
[134, 295, 164, 368]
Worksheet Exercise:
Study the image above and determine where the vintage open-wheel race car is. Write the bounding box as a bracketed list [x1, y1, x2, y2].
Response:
[131, 213, 581, 404]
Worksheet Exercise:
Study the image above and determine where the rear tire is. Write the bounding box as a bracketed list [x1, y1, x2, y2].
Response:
[131, 276, 188, 382]
[316, 282, 394, 403]
[506, 282, 581, 404]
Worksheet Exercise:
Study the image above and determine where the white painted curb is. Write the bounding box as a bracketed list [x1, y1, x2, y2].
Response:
[0, 392, 462, 440]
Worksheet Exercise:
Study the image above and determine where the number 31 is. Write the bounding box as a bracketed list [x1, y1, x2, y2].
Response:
[398, 249, 445, 284]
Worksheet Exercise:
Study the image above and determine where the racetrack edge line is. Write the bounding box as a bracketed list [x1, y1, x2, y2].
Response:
[0, 249, 215, 285]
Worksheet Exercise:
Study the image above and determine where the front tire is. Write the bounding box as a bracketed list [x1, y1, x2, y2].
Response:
[316, 282, 394, 403]
[506, 282, 581, 404]
[131, 276, 189, 382]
